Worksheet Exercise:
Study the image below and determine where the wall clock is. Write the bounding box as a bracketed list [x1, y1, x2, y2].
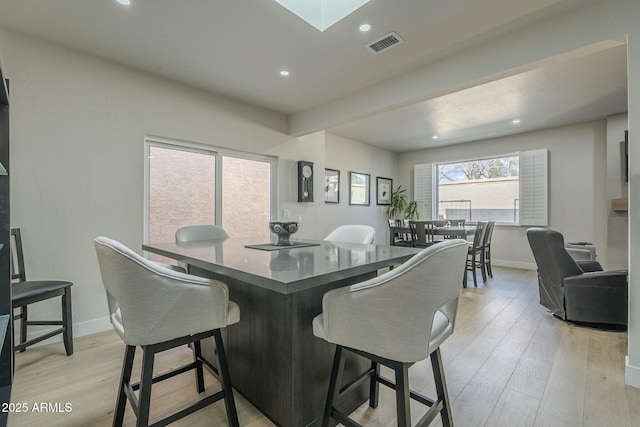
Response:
[298, 160, 314, 202]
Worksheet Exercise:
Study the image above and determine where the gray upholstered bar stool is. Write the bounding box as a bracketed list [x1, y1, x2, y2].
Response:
[313, 239, 468, 427]
[174, 225, 229, 273]
[94, 236, 240, 427]
[324, 224, 375, 244]
[175, 224, 229, 242]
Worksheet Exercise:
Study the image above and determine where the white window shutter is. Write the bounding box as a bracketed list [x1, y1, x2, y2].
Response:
[519, 149, 548, 226]
[414, 163, 435, 220]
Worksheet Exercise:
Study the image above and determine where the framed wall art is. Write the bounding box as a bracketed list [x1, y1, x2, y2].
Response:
[324, 168, 340, 203]
[349, 171, 370, 206]
[376, 177, 392, 205]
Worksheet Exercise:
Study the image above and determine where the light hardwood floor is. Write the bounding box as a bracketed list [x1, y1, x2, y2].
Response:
[8, 267, 640, 426]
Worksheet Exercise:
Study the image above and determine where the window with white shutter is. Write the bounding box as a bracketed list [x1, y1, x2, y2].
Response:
[414, 150, 548, 225]
[414, 163, 435, 220]
[519, 149, 548, 226]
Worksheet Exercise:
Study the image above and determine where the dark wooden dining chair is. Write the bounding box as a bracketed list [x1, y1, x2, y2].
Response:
[388, 219, 412, 246]
[11, 228, 73, 355]
[464, 221, 488, 288]
[441, 219, 466, 239]
[409, 221, 440, 247]
[482, 220, 496, 278]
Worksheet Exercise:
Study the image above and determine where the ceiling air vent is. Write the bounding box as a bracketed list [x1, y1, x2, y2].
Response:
[366, 32, 404, 54]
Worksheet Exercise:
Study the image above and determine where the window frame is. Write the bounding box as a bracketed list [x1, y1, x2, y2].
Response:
[415, 149, 547, 226]
[143, 136, 278, 244]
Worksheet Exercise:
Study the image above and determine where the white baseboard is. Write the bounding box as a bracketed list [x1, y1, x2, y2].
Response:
[492, 259, 537, 270]
[73, 315, 112, 337]
[626, 356, 640, 389]
[16, 316, 112, 349]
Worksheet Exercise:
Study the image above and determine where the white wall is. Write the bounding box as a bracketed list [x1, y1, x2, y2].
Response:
[397, 121, 612, 270]
[324, 132, 396, 242]
[266, 131, 397, 243]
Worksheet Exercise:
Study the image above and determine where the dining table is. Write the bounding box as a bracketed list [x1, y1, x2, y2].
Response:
[143, 237, 421, 427]
[389, 224, 476, 246]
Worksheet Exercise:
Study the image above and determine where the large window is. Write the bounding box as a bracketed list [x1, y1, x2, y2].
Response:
[221, 155, 272, 239]
[438, 155, 519, 223]
[414, 149, 547, 225]
[145, 139, 276, 251]
[148, 145, 216, 246]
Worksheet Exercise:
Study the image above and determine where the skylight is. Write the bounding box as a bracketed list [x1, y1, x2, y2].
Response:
[273, 0, 370, 32]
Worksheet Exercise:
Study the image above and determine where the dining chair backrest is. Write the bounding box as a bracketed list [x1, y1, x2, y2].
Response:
[388, 219, 412, 246]
[175, 225, 229, 242]
[388, 219, 402, 227]
[10, 228, 27, 282]
[408, 220, 436, 246]
[472, 221, 488, 248]
[483, 220, 495, 246]
[449, 219, 466, 227]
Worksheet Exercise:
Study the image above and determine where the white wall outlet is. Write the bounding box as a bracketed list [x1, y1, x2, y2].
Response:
[283, 209, 291, 219]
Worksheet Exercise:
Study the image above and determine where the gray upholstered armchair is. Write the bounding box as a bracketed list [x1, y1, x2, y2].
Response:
[526, 227, 628, 327]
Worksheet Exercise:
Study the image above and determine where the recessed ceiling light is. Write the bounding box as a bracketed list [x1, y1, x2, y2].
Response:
[279, 70, 290, 77]
[432, 135, 439, 140]
[359, 24, 372, 32]
[512, 119, 521, 124]
[116, 0, 131, 5]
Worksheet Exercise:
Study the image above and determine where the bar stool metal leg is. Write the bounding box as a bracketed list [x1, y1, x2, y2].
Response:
[431, 348, 453, 427]
[214, 330, 239, 427]
[113, 345, 135, 427]
[322, 346, 345, 427]
[136, 345, 156, 427]
[395, 362, 411, 427]
[62, 288, 73, 355]
[369, 361, 380, 408]
[193, 340, 205, 393]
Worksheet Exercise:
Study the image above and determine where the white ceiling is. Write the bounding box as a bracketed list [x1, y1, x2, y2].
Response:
[329, 43, 628, 152]
[0, 0, 627, 152]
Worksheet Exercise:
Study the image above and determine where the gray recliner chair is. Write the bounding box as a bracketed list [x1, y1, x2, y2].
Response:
[526, 227, 628, 327]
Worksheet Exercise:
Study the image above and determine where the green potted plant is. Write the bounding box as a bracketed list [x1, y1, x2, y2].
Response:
[386, 186, 419, 220]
